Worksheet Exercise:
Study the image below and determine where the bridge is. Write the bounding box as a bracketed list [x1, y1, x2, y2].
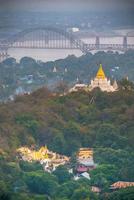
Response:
[0, 27, 134, 62]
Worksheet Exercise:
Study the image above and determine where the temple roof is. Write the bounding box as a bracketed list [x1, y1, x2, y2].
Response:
[96, 64, 106, 79]
[110, 181, 134, 189]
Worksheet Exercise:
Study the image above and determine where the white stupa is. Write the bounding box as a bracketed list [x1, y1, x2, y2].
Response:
[53, 66, 57, 73]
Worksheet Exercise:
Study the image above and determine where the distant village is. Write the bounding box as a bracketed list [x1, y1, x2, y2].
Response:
[17, 145, 134, 193]
[17, 146, 98, 191]
[17, 146, 95, 177]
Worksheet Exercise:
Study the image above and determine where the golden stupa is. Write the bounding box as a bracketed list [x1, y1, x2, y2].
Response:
[96, 64, 106, 79]
[69, 64, 118, 93]
[89, 64, 118, 92]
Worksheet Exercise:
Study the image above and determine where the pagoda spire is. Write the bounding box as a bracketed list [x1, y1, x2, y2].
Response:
[53, 66, 57, 73]
[113, 79, 118, 90]
[96, 64, 106, 79]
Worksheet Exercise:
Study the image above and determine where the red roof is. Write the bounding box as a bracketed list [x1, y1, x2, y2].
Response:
[77, 166, 88, 173]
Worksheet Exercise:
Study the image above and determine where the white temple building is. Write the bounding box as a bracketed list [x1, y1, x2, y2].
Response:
[89, 64, 118, 92]
[53, 66, 57, 73]
[69, 64, 118, 93]
[69, 83, 88, 92]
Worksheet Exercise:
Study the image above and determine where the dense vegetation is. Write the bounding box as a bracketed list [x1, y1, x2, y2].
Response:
[0, 79, 134, 199]
[1, 50, 134, 100]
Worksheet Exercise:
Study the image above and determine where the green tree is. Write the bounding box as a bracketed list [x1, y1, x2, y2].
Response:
[71, 187, 91, 200]
[102, 187, 134, 200]
[24, 172, 58, 196]
[53, 166, 72, 184]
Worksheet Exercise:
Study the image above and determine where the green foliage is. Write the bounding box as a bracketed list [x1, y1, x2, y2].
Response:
[101, 187, 134, 200]
[94, 123, 126, 148]
[53, 166, 72, 184]
[0, 192, 10, 200]
[55, 179, 97, 200]
[15, 114, 40, 136]
[24, 171, 58, 196]
[119, 79, 134, 91]
[49, 130, 67, 154]
[0, 180, 11, 200]
[19, 161, 43, 172]
[11, 193, 48, 200]
[90, 164, 118, 189]
[56, 180, 80, 199]
[71, 187, 91, 200]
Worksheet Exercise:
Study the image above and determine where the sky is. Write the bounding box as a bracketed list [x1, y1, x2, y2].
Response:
[0, 0, 134, 12]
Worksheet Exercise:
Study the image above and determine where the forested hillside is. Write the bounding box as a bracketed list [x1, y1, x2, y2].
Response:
[0, 81, 134, 199]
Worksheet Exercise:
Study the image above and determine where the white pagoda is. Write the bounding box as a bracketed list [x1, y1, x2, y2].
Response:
[89, 64, 118, 92]
[69, 64, 118, 93]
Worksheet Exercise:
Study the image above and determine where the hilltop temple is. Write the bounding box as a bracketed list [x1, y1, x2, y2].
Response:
[69, 64, 118, 93]
[89, 64, 118, 92]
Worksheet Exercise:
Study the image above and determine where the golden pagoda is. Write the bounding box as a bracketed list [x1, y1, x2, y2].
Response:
[69, 64, 118, 93]
[39, 146, 48, 153]
[96, 64, 106, 79]
[89, 64, 118, 92]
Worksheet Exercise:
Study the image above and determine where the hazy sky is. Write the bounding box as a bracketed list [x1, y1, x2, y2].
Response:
[0, 0, 134, 12]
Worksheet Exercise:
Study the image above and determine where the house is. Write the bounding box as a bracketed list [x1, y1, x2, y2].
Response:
[69, 83, 88, 93]
[77, 148, 95, 171]
[81, 172, 90, 180]
[110, 181, 134, 190]
[91, 186, 101, 193]
[74, 172, 90, 181]
[76, 165, 89, 173]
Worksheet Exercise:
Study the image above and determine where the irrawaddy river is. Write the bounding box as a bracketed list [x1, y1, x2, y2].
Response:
[8, 36, 134, 62]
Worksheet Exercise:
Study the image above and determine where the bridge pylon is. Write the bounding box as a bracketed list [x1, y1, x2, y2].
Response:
[0, 48, 9, 63]
[123, 36, 127, 50]
[95, 36, 100, 49]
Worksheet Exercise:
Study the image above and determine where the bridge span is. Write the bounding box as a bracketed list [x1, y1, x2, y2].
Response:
[0, 27, 134, 61]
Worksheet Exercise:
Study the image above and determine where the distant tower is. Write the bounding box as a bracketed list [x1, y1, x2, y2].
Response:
[53, 66, 57, 73]
[95, 36, 100, 49]
[113, 80, 118, 90]
[123, 36, 127, 50]
[76, 77, 79, 83]
[125, 76, 128, 81]
[65, 68, 68, 73]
